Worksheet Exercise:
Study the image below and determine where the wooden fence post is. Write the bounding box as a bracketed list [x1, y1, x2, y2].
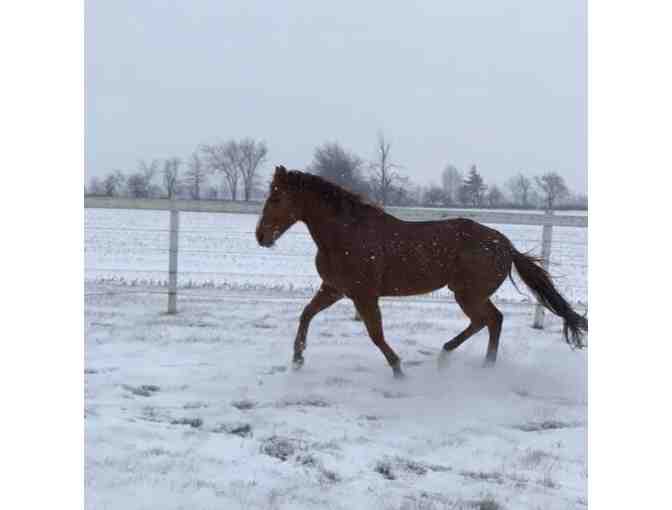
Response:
[532, 210, 554, 329]
[167, 207, 179, 314]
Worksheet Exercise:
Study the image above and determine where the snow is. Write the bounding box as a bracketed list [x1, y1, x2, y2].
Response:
[85, 283, 587, 510]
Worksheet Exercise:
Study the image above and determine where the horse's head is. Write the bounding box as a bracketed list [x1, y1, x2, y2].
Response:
[256, 165, 302, 247]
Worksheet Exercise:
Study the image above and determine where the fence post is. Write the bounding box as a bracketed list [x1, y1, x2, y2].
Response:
[532, 210, 554, 329]
[167, 207, 179, 314]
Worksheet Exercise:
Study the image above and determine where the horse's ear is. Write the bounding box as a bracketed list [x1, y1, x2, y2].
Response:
[275, 165, 287, 177]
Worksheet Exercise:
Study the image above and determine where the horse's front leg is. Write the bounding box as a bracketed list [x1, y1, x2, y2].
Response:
[292, 284, 343, 369]
[352, 296, 404, 378]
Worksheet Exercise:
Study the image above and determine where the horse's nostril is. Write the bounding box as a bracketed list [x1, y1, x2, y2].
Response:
[256, 228, 273, 247]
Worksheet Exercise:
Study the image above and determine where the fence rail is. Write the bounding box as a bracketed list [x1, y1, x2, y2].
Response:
[85, 197, 587, 227]
[85, 197, 587, 327]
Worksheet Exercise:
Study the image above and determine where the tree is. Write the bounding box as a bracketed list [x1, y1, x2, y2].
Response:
[163, 157, 182, 200]
[200, 141, 240, 200]
[237, 138, 268, 201]
[200, 139, 268, 201]
[101, 170, 125, 197]
[368, 132, 404, 206]
[87, 176, 104, 196]
[139, 159, 159, 187]
[127, 159, 160, 198]
[385, 176, 415, 206]
[535, 172, 570, 211]
[125, 160, 159, 198]
[184, 152, 208, 200]
[424, 185, 449, 207]
[486, 185, 504, 207]
[163, 157, 182, 199]
[441, 164, 462, 205]
[307, 142, 368, 195]
[507, 173, 533, 208]
[460, 165, 487, 207]
[126, 173, 150, 198]
[408, 184, 424, 206]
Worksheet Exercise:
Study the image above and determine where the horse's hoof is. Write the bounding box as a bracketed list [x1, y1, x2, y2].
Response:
[482, 358, 496, 368]
[291, 358, 304, 371]
[392, 363, 405, 379]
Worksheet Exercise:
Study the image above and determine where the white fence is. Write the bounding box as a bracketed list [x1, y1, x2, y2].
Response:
[84, 197, 587, 328]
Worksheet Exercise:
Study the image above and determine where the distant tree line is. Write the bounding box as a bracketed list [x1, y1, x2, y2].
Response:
[86, 134, 587, 211]
[422, 165, 587, 211]
[86, 137, 269, 201]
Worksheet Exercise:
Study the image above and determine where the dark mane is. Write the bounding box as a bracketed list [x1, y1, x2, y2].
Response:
[284, 170, 383, 219]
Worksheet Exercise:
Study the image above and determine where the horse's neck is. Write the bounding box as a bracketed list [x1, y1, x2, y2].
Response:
[301, 201, 358, 252]
[302, 209, 338, 252]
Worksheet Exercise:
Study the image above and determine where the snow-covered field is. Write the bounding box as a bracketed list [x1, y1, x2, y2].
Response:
[85, 209, 587, 304]
[85, 283, 587, 510]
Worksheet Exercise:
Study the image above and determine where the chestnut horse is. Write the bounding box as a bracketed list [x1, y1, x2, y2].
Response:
[256, 166, 587, 378]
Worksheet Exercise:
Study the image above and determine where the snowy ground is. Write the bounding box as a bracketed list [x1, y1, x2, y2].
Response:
[85, 283, 587, 510]
[85, 209, 587, 304]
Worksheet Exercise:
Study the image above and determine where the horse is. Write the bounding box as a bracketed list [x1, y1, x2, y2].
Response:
[256, 166, 587, 378]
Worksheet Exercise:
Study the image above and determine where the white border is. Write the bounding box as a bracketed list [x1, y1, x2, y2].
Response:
[1, 2, 83, 508]
[3, 0, 672, 507]
[590, 1, 671, 507]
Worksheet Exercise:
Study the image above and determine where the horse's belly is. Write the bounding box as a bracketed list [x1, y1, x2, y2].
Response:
[383, 282, 445, 297]
[381, 262, 450, 296]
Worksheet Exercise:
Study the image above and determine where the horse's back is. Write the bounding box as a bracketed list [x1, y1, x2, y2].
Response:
[380, 216, 512, 298]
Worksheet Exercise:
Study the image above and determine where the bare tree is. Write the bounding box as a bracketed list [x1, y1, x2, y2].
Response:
[410, 184, 425, 206]
[200, 142, 240, 200]
[101, 170, 125, 197]
[486, 185, 505, 207]
[441, 164, 462, 205]
[163, 157, 182, 199]
[535, 172, 570, 211]
[368, 132, 403, 206]
[131, 159, 161, 198]
[126, 173, 149, 198]
[139, 159, 159, 185]
[184, 152, 208, 200]
[507, 173, 533, 208]
[424, 185, 449, 207]
[237, 138, 268, 201]
[386, 176, 415, 206]
[308, 142, 367, 195]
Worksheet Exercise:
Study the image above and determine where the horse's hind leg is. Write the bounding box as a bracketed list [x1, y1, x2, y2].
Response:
[438, 295, 488, 368]
[484, 299, 503, 366]
[439, 297, 504, 368]
[293, 283, 343, 369]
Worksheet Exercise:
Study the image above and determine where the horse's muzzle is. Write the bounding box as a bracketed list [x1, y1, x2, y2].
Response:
[256, 227, 275, 248]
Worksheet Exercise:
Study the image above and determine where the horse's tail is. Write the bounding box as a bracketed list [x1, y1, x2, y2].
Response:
[510, 248, 587, 349]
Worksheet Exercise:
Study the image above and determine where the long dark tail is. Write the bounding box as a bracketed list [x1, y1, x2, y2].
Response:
[510, 248, 587, 349]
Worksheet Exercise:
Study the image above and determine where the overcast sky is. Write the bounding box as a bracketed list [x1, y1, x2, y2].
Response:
[86, 0, 586, 192]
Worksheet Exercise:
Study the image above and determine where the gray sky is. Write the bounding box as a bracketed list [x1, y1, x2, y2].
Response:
[86, 0, 586, 192]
